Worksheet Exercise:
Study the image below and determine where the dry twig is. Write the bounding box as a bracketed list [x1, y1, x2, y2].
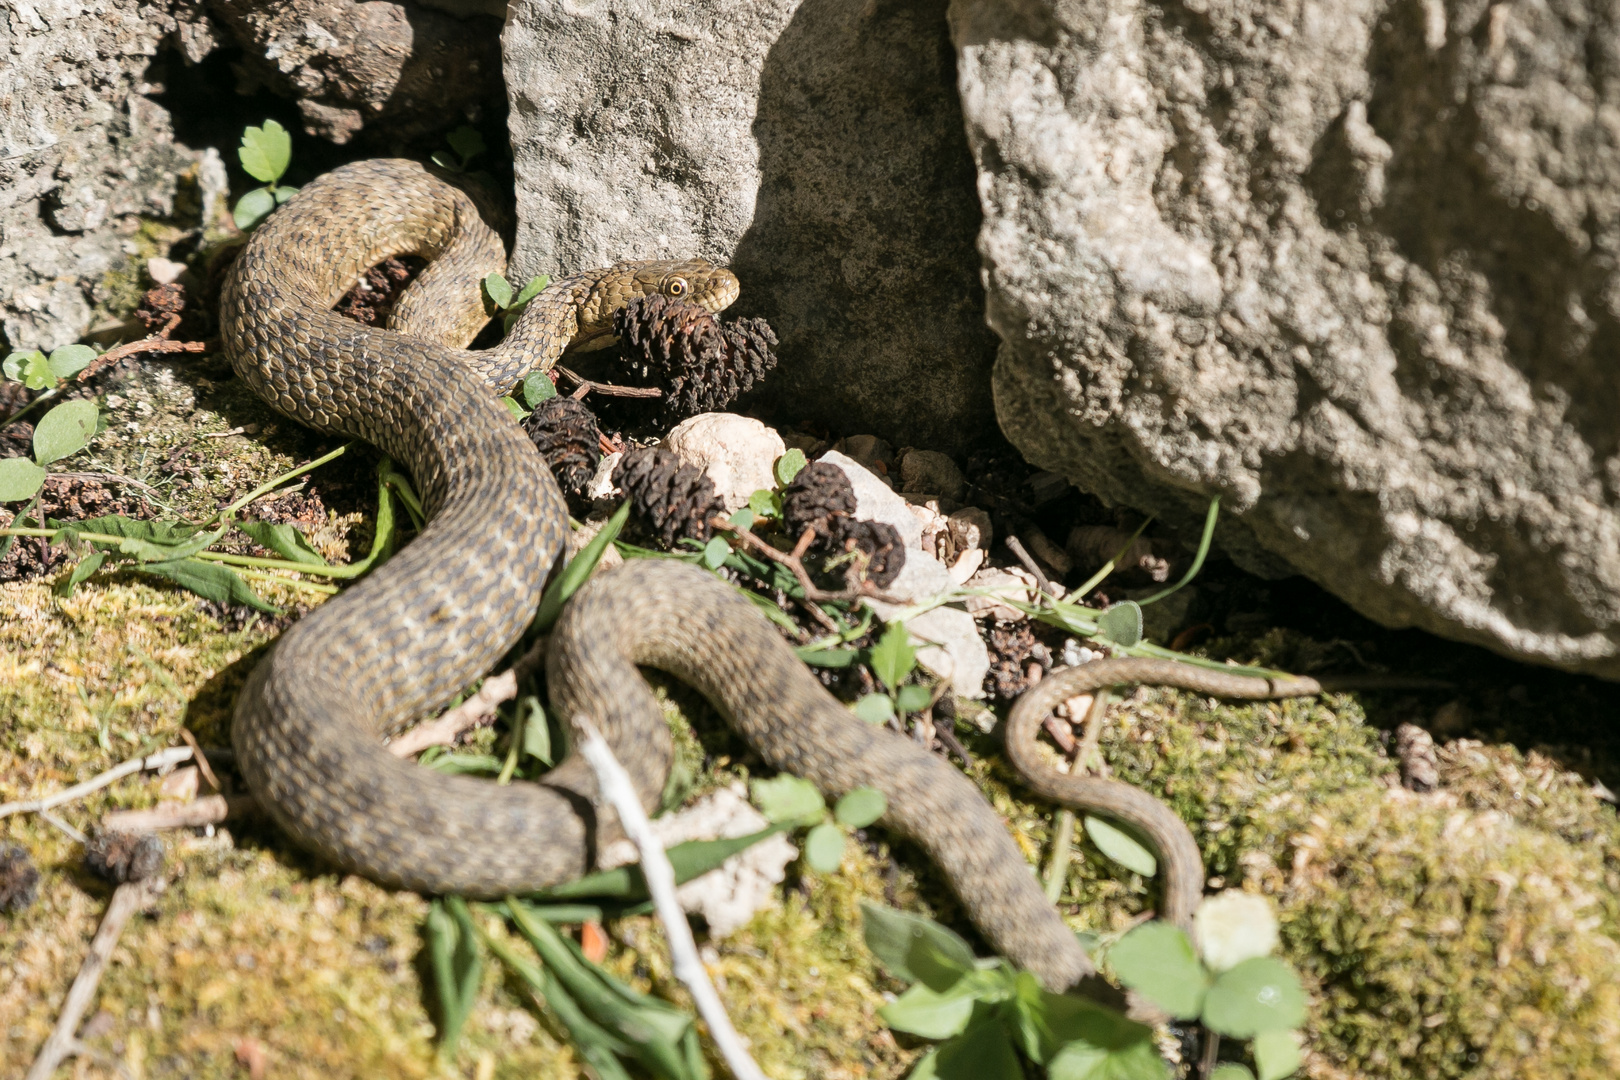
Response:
[387, 636, 547, 758]
[25, 876, 165, 1080]
[102, 794, 257, 833]
[0, 747, 194, 820]
[552, 365, 664, 400]
[573, 716, 768, 1080]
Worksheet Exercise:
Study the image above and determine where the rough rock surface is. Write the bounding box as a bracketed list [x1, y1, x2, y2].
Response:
[951, 0, 1620, 678]
[502, 0, 1000, 452]
[662, 412, 785, 512]
[0, 0, 199, 353]
[205, 0, 504, 145]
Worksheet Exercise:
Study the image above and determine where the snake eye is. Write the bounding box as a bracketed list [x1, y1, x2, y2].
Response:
[666, 277, 688, 298]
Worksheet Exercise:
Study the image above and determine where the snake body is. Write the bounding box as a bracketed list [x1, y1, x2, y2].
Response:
[223, 158, 1352, 993]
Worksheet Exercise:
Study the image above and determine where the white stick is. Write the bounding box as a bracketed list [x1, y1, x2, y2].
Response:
[25, 876, 164, 1080]
[0, 746, 193, 819]
[386, 670, 518, 758]
[572, 716, 768, 1080]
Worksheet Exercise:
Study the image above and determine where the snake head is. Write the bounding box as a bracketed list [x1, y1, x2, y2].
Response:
[569, 258, 741, 353]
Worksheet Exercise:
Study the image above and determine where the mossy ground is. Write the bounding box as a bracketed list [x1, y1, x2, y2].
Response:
[5, 356, 1620, 1079]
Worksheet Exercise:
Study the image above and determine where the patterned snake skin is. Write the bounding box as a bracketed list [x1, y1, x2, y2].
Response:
[221, 158, 1348, 992]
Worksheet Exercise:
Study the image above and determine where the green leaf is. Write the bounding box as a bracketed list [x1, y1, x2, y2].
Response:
[519, 696, 552, 765]
[858, 901, 977, 992]
[238, 119, 291, 184]
[1097, 601, 1143, 647]
[0, 458, 47, 502]
[1201, 957, 1307, 1038]
[750, 774, 826, 825]
[1209, 1067, 1256, 1080]
[927, 1015, 1024, 1080]
[3, 350, 49, 387]
[798, 645, 857, 668]
[54, 549, 107, 597]
[1084, 815, 1158, 877]
[46, 344, 96, 380]
[834, 787, 886, 828]
[430, 149, 463, 173]
[1137, 495, 1220, 607]
[878, 982, 979, 1041]
[1105, 922, 1208, 1020]
[804, 822, 846, 873]
[272, 185, 298, 205]
[523, 370, 557, 407]
[702, 535, 730, 569]
[32, 399, 97, 465]
[747, 488, 782, 520]
[511, 274, 550, 309]
[502, 395, 527, 420]
[483, 271, 514, 310]
[425, 752, 504, 775]
[727, 507, 755, 532]
[232, 187, 276, 231]
[238, 520, 328, 566]
[896, 684, 933, 715]
[1254, 1030, 1301, 1080]
[853, 693, 895, 724]
[533, 500, 631, 631]
[115, 520, 227, 564]
[536, 827, 784, 904]
[139, 558, 280, 613]
[774, 448, 807, 486]
[1013, 982, 1164, 1078]
[447, 125, 486, 162]
[868, 620, 916, 692]
[425, 899, 481, 1059]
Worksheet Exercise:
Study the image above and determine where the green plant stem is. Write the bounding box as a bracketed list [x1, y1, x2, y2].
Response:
[1043, 809, 1077, 904]
[201, 443, 351, 527]
[0, 386, 60, 432]
[496, 703, 524, 786]
[233, 567, 338, 595]
[1070, 515, 1156, 600]
[1136, 495, 1220, 607]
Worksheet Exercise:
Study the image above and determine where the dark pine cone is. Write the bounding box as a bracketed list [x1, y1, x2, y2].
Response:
[613, 294, 778, 421]
[0, 844, 41, 913]
[612, 446, 725, 549]
[523, 396, 602, 505]
[780, 461, 857, 545]
[85, 829, 165, 884]
[834, 519, 905, 590]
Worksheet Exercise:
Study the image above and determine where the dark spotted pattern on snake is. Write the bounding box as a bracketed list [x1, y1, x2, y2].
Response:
[222, 157, 1357, 992]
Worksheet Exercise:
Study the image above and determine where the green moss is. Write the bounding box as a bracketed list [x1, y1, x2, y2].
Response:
[1270, 789, 1620, 1078]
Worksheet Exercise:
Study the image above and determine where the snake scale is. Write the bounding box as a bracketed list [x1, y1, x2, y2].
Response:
[222, 158, 1356, 992]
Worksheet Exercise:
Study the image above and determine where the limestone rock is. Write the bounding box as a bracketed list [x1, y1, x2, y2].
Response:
[662, 412, 785, 512]
[206, 0, 503, 144]
[502, 0, 1000, 452]
[908, 605, 989, 699]
[951, 0, 1620, 678]
[899, 449, 966, 502]
[0, 0, 199, 353]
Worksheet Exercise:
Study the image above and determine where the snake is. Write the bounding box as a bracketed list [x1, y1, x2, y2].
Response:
[221, 157, 1378, 993]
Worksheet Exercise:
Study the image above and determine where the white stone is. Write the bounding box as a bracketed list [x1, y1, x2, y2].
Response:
[663, 412, 785, 512]
[962, 566, 1041, 623]
[146, 257, 187, 285]
[906, 606, 989, 699]
[586, 451, 622, 501]
[597, 784, 797, 938]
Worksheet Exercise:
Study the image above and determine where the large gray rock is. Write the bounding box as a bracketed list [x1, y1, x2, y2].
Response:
[0, 0, 199, 354]
[950, 0, 1620, 678]
[502, 0, 1000, 452]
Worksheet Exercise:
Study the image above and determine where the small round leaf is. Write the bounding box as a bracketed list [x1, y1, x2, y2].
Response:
[834, 787, 886, 828]
[1202, 957, 1307, 1038]
[1084, 814, 1157, 877]
[804, 822, 846, 873]
[852, 693, 895, 725]
[46, 344, 96, 379]
[1106, 921, 1208, 1020]
[896, 683, 933, 714]
[1253, 1029, 1302, 1080]
[750, 774, 826, 824]
[0, 457, 47, 502]
[522, 371, 556, 407]
[702, 535, 730, 569]
[482, 272, 514, 310]
[232, 187, 276, 231]
[33, 399, 98, 465]
[774, 448, 807, 485]
[1097, 600, 1144, 647]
